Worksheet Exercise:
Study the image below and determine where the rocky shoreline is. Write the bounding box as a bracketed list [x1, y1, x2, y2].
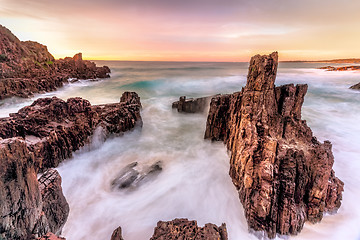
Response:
[0, 92, 142, 239]
[0, 25, 110, 100]
[318, 65, 360, 71]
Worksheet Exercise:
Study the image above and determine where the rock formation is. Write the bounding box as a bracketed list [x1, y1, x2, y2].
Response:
[319, 65, 360, 71]
[0, 92, 142, 171]
[172, 96, 213, 113]
[0, 92, 142, 239]
[0, 24, 110, 100]
[149, 218, 228, 240]
[350, 82, 360, 90]
[204, 52, 344, 238]
[111, 161, 162, 190]
[110, 227, 124, 240]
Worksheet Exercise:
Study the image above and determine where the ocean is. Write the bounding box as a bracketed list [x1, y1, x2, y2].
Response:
[0, 61, 359, 240]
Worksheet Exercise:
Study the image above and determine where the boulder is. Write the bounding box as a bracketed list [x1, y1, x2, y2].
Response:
[149, 218, 228, 240]
[172, 96, 213, 113]
[205, 52, 344, 238]
[111, 161, 162, 190]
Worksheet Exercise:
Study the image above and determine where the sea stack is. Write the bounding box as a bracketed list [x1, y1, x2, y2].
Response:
[205, 52, 344, 238]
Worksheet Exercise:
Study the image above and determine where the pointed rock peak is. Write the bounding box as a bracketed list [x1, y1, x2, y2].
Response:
[73, 53, 83, 61]
[246, 51, 278, 91]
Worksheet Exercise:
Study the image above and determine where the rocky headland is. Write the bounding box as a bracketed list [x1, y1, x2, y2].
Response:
[0, 92, 142, 239]
[203, 52, 344, 238]
[0, 24, 110, 100]
[318, 65, 360, 71]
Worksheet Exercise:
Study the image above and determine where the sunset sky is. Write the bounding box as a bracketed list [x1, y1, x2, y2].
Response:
[1, 0, 359, 61]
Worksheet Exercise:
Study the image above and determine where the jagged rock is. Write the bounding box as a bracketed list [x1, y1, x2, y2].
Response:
[0, 24, 110, 100]
[149, 218, 228, 240]
[36, 232, 66, 240]
[350, 82, 360, 90]
[111, 161, 162, 190]
[0, 92, 142, 239]
[38, 169, 69, 235]
[110, 226, 124, 240]
[205, 52, 344, 238]
[0, 91, 142, 171]
[172, 96, 213, 113]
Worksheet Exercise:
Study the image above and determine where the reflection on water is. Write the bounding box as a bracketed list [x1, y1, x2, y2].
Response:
[1, 61, 360, 240]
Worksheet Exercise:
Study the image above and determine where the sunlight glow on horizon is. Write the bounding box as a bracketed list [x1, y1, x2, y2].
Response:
[1, 0, 360, 62]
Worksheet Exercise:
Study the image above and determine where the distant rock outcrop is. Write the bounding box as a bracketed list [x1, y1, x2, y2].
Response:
[318, 65, 360, 71]
[0, 24, 110, 100]
[149, 218, 228, 240]
[205, 52, 344, 238]
[110, 226, 124, 240]
[0, 92, 142, 239]
[172, 96, 213, 113]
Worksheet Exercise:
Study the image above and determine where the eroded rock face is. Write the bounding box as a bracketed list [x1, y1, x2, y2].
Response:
[0, 92, 142, 239]
[172, 96, 213, 113]
[205, 52, 344, 238]
[0, 24, 110, 100]
[149, 218, 228, 240]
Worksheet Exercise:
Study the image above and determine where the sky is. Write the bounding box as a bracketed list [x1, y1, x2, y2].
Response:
[0, 0, 360, 61]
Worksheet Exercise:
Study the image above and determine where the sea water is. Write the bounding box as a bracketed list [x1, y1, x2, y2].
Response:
[0, 61, 359, 240]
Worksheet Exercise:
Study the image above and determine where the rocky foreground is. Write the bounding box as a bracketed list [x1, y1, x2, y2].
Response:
[204, 52, 344, 238]
[0, 24, 110, 100]
[0, 92, 142, 239]
[110, 219, 228, 240]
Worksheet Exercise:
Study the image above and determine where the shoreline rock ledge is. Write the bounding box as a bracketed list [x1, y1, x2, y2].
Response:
[205, 52, 344, 238]
[0, 92, 142, 239]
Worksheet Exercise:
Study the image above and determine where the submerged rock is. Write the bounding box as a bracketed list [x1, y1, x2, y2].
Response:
[205, 52, 344, 238]
[111, 161, 162, 190]
[172, 95, 213, 113]
[0, 24, 110, 100]
[350, 82, 360, 90]
[149, 218, 228, 240]
[0, 92, 142, 239]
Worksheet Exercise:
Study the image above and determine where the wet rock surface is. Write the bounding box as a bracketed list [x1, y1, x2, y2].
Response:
[111, 161, 162, 190]
[149, 218, 228, 240]
[350, 82, 360, 90]
[0, 92, 142, 239]
[205, 52, 344, 238]
[0, 24, 110, 100]
[172, 96, 213, 113]
[110, 226, 124, 240]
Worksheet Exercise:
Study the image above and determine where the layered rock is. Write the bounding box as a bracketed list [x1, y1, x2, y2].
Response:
[172, 96, 213, 113]
[149, 218, 228, 240]
[205, 52, 344, 238]
[0, 24, 110, 99]
[0, 92, 142, 239]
